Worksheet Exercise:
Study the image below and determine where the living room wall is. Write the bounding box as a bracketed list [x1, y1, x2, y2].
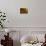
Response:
[0, 0, 46, 27]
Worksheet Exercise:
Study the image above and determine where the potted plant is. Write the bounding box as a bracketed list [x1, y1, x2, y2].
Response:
[0, 10, 6, 28]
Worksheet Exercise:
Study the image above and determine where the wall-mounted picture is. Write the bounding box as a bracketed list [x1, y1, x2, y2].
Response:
[20, 8, 28, 14]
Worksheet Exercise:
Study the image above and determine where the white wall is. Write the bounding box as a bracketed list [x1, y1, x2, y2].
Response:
[0, 0, 46, 27]
[31, 0, 46, 27]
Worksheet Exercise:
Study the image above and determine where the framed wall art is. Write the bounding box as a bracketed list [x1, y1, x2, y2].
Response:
[20, 8, 28, 14]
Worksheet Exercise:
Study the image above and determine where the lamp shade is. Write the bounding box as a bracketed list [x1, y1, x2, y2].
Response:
[5, 29, 10, 33]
